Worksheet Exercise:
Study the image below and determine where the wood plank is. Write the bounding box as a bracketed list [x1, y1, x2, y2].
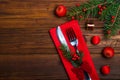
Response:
[0, 54, 119, 80]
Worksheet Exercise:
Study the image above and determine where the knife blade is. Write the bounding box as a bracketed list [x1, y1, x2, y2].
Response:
[56, 26, 69, 51]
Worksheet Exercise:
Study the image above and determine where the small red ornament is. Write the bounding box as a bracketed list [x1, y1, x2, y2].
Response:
[103, 47, 114, 58]
[111, 16, 115, 19]
[101, 65, 110, 75]
[119, 31, 120, 34]
[98, 11, 102, 15]
[76, 3, 80, 7]
[55, 5, 67, 17]
[98, 5, 102, 8]
[72, 57, 77, 61]
[111, 19, 114, 23]
[79, 15, 82, 18]
[91, 36, 100, 45]
[86, 23, 95, 30]
[82, 8, 87, 12]
[102, 6, 106, 10]
[100, 8, 103, 12]
[72, 53, 80, 61]
[107, 30, 111, 34]
[72, 16, 75, 20]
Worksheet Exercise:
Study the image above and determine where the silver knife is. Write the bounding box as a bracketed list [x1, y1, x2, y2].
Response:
[57, 26, 69, 51]
[56, 26, 91, 80]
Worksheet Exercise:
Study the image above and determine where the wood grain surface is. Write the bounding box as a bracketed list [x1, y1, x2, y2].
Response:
[0, 0, 120, 80]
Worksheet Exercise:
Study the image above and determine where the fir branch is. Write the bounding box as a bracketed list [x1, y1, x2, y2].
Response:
[59, 44, 83, 67]
[111, 5, 120, 26]
[66, 0, 120, 37]
[67, 0, 113, 19]
[86, 1, 107, 11]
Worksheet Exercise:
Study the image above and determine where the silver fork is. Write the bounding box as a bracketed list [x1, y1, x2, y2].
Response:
[66, 28, 79, 54]
[66, 27, 91, 80]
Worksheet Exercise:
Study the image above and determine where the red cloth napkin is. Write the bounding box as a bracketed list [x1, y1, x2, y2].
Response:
[49, 20, 99, 80]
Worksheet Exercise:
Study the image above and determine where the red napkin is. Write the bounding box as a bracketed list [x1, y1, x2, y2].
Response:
[49, 20, 99, 80]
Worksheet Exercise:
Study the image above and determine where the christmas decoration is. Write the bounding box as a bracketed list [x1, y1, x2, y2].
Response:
[56, 5, 67, 17]
[103, 47, 114, 58]
[91, 36, 100, 45]
[76, 3, 80, 7]
[66, 0, 120, 37]
[72, 16, 75, 20]
[60, 44, 83, 67]
[101, 65, 110, 75]
[86, 23, 95, 30]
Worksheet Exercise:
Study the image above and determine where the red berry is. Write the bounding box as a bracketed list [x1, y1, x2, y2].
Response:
[103, 47, 114, 58]
[76, 3, 80, 7]
[56, 5, 67, 17]
[79, 15, 82, 18]
[111, 16, 115, 19]
[72, 53, 80, 60]
[77, 56, 80, 60]
[72, 57, 77, 61]
[98, 5, 102, 8]
[98, 11, 102, 15]
[82, 8, 87, 12]
[101, 65, 110, 75]
[111, 19, 114, 23]
[119, 31, 120, 34]
[102, 6, 106, 10]
[71, 16, 75, 20]
[107, 30, 111, 34]
[91, 36, 100, 45]
[100, 8, 103, 12]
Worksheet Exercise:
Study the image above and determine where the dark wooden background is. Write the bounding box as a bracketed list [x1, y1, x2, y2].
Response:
[0, 0, 120, 80]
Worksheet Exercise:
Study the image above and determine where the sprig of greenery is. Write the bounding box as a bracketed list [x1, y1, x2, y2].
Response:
[67, 0, 120, 37]
[60, 44, 83, 67]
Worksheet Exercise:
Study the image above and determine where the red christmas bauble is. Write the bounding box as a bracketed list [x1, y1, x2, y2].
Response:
[101, 65, 110, 75]
[103, 47, 114, 58]
[91, 36, 100, 45]
[56, 5, 67, 17]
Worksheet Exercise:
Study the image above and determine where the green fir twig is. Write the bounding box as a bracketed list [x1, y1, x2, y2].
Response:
[66, 0, 120, 37]
[60, 44, 84, 67]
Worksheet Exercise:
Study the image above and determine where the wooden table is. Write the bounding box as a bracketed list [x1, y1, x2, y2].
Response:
[0, 0, 120, 80]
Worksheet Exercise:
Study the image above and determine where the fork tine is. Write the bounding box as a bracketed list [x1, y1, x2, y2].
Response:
[69, 28, 76, 41]
[70, 28, 76, 39]
[69, 28, 74, 41]
[66, 29, 71, 41]
[66, 28, 72, 41]
[66, 28, 76, 41]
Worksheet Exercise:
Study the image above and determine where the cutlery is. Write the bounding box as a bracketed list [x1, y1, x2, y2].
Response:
[56, 26, 69, 51]
[66, 28, 79, 54]
[66, 27, 92, 80]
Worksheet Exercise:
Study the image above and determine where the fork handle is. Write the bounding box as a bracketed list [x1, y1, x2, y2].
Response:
[76, 48, 79, 54]
[74, 45, 80, 55]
